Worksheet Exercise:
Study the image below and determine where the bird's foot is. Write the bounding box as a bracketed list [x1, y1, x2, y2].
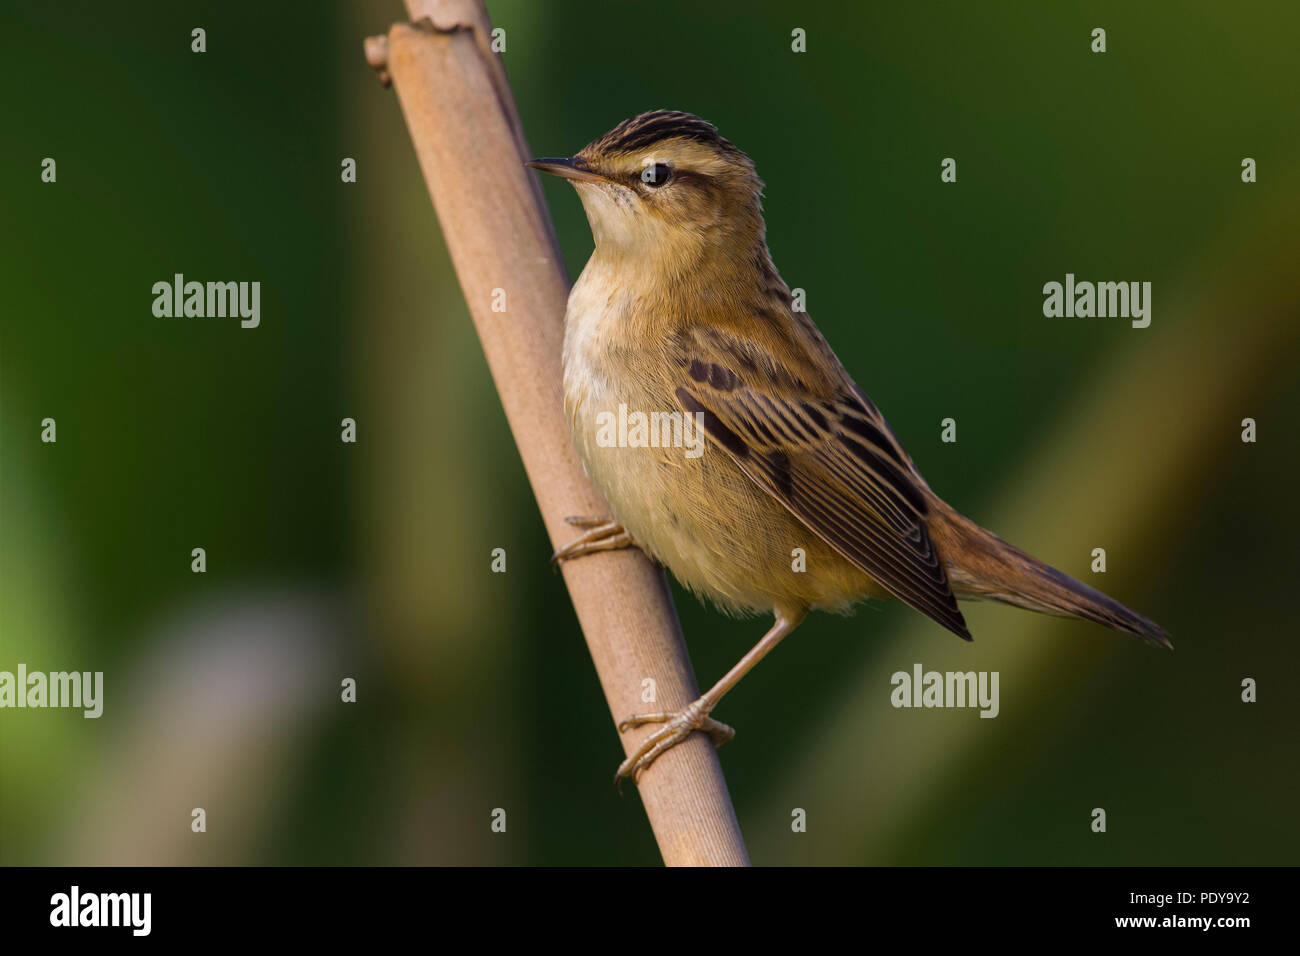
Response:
[550, 516, 633, 569]
[614, 698, 735, 788]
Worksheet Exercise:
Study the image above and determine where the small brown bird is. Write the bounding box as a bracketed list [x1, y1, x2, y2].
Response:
[529, 110, 1169, 785]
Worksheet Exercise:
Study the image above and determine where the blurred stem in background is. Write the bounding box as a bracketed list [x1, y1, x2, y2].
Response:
[347, 1, 526, 865]
[753, 179, 1300, 864]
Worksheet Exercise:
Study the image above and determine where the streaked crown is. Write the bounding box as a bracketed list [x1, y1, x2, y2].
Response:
[583, 110, 744, 159]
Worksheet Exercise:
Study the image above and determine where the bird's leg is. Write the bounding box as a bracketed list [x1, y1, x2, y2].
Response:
[614, 609, 806, 787]
[550, 515, 634, 569]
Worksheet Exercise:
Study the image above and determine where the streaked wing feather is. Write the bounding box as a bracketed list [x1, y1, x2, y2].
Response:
[675, 342, 970, 639]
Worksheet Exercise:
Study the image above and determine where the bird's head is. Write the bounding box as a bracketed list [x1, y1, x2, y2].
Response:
[529, 110, 766, 275]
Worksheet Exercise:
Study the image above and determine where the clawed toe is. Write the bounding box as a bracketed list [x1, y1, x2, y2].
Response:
[551, 517, 633, 569]
[614, 702, 735, 788]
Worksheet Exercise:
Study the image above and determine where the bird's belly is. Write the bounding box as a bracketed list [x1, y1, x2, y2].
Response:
[565, 370, 884, 617]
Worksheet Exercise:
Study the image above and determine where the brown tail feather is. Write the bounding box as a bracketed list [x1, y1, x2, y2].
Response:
[929, 505, 1171, 648]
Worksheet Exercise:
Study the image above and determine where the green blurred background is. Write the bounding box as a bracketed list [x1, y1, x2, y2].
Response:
[2, 0, 1296, 865]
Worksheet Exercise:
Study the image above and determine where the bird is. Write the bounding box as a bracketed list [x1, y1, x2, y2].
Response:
[527, 110, 1169, 786]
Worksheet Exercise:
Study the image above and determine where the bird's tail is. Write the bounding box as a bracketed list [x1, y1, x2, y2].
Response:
[929, 505, 1171, 648]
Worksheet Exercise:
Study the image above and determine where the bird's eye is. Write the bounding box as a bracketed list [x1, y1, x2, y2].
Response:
[641, 163, 672, 188]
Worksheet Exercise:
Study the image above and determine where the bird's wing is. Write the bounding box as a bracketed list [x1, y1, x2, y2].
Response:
[672, 325, 970, 639]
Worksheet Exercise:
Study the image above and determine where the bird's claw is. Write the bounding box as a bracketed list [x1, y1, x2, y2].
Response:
[550, 517, 633, 569]
[613, 701, 734, 789]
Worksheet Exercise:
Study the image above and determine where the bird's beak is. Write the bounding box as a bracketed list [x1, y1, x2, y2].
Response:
[526, 156, 611, 185]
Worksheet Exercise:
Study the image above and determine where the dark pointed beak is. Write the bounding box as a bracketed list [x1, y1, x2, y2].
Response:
[526, 156, 611, 185]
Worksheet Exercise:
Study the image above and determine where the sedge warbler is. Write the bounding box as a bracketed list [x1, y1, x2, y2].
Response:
[529, 110, 1169, 785]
